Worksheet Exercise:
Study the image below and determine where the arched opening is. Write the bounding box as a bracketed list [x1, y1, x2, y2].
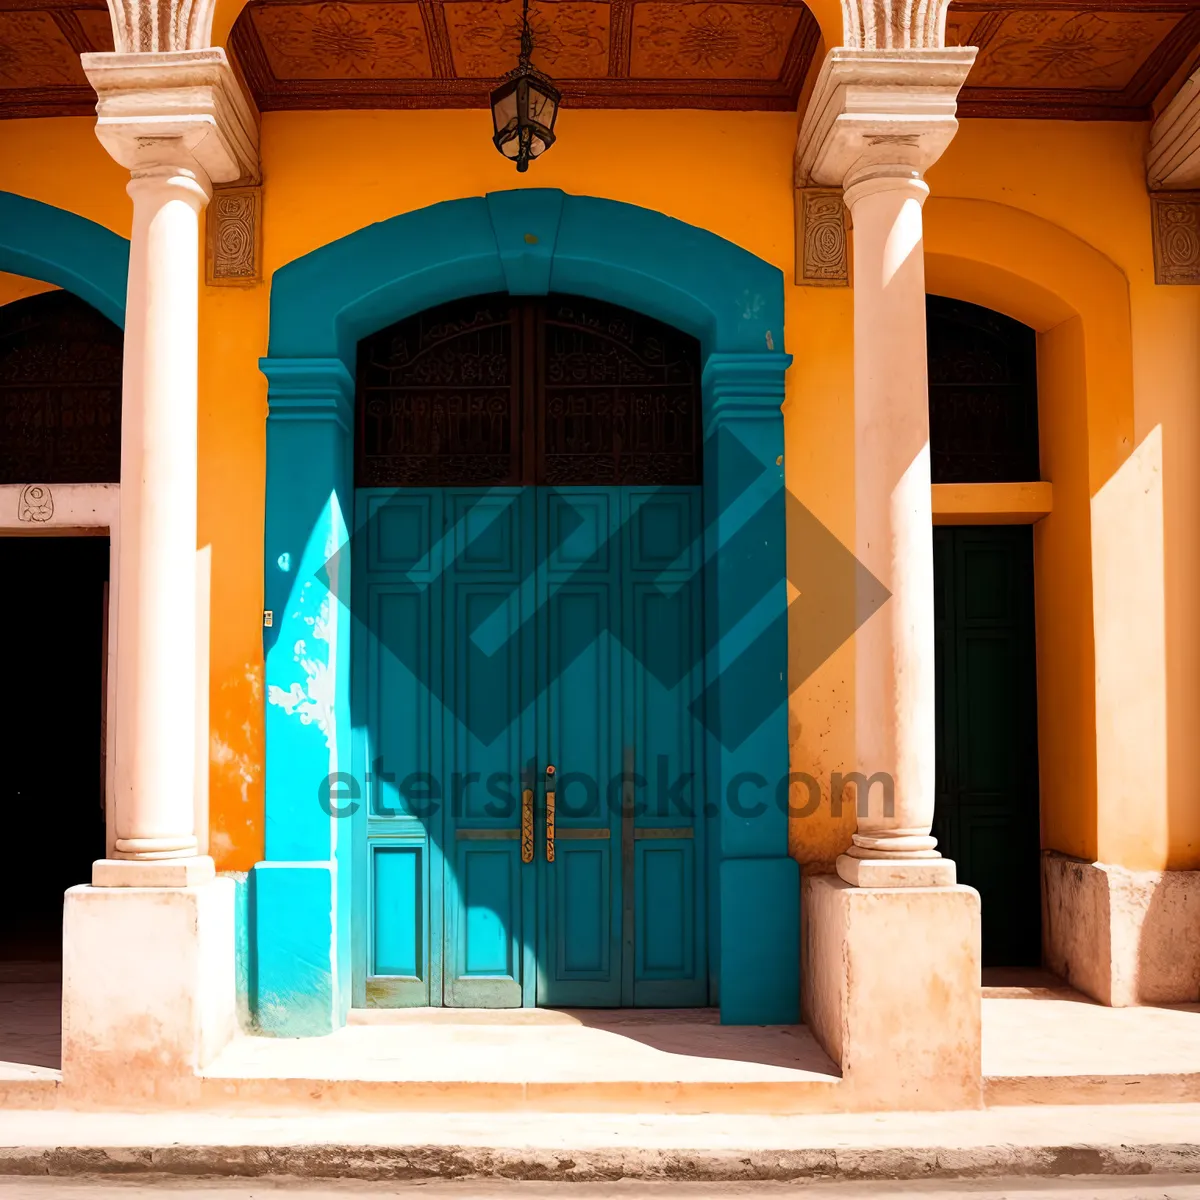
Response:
[259, 189, 794, 1033]
[0, 287, 122, 1067]
[351, 292, 711, 1007]
[926, 294, 1041, 970]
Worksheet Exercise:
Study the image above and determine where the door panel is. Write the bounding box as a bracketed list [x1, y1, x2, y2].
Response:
[933, 526, 1040, 968]
[625, 489, 706, 1007]
[536, 488, 623, 1006]
[356, 484, 707, 1007]
[442, 489, 534, 1007]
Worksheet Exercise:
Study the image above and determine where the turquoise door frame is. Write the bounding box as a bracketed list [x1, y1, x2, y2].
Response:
[0, 191, 129, 326]
[257, 189, 796, 1034]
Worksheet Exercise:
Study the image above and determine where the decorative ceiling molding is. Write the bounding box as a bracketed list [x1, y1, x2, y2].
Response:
[228, 0, 823, 112]
[949, 0, 1200, 121]
[4, 0, 1200, 123]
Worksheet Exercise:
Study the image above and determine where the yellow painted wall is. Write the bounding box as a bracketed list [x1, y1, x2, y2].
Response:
[0, 272, 58, 306]
[928, 121, 1200, 870]
[1, 104, 1195, 875]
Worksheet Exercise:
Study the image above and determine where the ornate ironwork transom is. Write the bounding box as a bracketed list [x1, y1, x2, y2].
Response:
[356, 293, 702, 487]
[0, 290, 123, 485]
[926, 295, 1040, 485]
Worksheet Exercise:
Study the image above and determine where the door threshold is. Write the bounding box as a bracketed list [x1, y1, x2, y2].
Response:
[348, 1007, 722, 1027]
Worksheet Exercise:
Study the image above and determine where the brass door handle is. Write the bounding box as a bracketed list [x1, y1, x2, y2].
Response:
[521, 788, 534, 864]
[545, 764, 556, 862]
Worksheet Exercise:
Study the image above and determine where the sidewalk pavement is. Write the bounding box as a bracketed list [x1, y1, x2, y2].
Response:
[0, 1104, 1199, 1182]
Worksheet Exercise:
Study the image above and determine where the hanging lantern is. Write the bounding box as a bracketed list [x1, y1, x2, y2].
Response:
[490, 0, 560, 172]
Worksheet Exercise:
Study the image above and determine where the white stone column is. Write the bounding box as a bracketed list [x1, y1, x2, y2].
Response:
[81, 50, 258, 886]
[60, 50, 257, 1103]
[796, 48, 974, 887]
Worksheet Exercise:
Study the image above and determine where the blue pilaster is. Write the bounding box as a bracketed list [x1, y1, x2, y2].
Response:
[255, 357, 355, 1036]
[703, 352, 799, 1026]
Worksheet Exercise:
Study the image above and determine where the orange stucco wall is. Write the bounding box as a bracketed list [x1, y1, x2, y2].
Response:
[0, 103, 1195, 874]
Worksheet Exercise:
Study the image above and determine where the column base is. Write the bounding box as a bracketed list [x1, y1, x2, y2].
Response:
[837, 852, 956, 887]
[62, 877, 236, 1104]
[802, 874, 981, 1110]
[1043, 850, 1200, 1006]
[92, 856, 215, 887]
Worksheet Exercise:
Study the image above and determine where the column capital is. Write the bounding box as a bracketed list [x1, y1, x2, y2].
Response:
[795, 47, 976, 192]
[1149, 65, 1200, 189]
[82, 48, 259, 187]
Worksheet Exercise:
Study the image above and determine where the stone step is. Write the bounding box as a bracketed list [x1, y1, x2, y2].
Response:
[0, 1064, 59, 1110]
[199, 1010, 844, 1114]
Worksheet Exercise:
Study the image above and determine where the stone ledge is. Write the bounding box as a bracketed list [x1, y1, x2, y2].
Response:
[1, 1110, 1200, 1180]
[1042, 850, 1200, 1006]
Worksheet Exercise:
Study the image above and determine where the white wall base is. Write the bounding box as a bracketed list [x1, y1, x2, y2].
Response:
[802, 874, 982, 1110]
[62, 877, 236, 1104]
[1043, 850, 1200, 1006]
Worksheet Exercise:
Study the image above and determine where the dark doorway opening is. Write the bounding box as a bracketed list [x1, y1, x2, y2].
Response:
[0, 535, 108, 961]
[927, 294, 1043, 970]
[933, 526, 1041, 968]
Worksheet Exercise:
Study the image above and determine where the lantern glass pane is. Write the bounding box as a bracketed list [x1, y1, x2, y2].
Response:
[492, 88, 518, 135]
[528, 86, 557, 128]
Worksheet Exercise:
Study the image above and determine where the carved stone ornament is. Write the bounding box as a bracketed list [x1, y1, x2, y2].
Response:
[106, 0, 218, 53]
[17, 484, 54, 523]
[1151, 193, 1200, 285]
[841, 0, 953, 50]
[794, 47, 976, 190]
[797, 189, 849, 286]
[82, 49, 261, 187]
[206, 184, 261, 284]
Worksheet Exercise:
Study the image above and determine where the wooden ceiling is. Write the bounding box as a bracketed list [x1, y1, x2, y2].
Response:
[0, 0, 1198, 120]
[950, 0, 1200, 118]
[0, 0, 113, 118]
[230, 0, 822, 109]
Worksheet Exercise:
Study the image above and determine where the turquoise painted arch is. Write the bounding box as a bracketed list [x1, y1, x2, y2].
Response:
[267, 191, 786, 365]
[259, 189, 799, 1032]
[0, 191, 128, 326]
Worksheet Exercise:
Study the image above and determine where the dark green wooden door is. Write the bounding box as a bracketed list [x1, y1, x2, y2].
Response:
[933, 526, 1041, 967]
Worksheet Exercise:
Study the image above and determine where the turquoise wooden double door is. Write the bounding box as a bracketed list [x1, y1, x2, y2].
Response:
[352, 484, 708, 1008]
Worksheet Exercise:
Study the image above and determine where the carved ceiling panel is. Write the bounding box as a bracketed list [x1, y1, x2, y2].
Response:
[950, 0, 1200, 118]
[2, 0, 1200, 121]
[250, 1, 434, 78]
[231, 0, 821, 109]
[443, 1, 611, 78]
[0, 0, 112, 117]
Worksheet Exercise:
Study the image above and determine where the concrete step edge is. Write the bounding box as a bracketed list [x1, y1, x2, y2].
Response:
[1, 1140, 1199, 1182]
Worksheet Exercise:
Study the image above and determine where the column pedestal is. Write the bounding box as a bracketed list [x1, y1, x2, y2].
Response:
[61, 879, 236, 1103]
[802, 874, 982, 1110]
